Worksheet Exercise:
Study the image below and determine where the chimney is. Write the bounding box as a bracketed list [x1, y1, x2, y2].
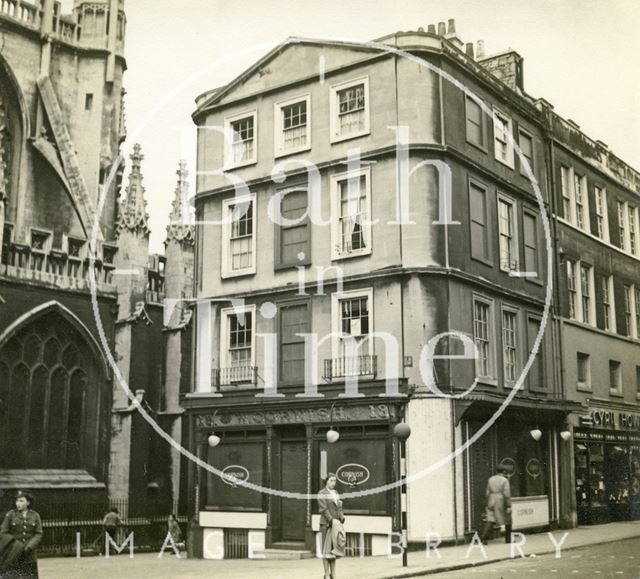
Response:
[418, 26, 424, 33]
[427, 24, 436, 34]
[437, 22, 446, 36]
[476, 40, 485, 59]
[447, 19, 456, 34]
[477, 49, 524, 92]
[465, 42, 475, 59]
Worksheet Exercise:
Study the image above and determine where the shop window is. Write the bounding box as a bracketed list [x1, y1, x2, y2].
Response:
[497, 421, 546, 498]
[207, 439, 265, 510]
[576, 352, 591, 390]
[318, 437, 389, 515]
[609, 360, 622, 396]
[275, 188, 310, 268]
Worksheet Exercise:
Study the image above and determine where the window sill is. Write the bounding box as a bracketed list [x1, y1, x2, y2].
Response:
[576, 384, 592, 393]
[495, 157, 515, 170]
[274, 260, 310, 272]
[331, 249, 372, 261]
[223, 158, 257, 171]
[470, 255, 494, 268]
[609, 389, 624, 398]
[221, 267, 256, 279]
[274, 144, 311, 159]
[330, 129, 370, 145]
[476, 378, 498, 387]
[466, 139, 488, 154]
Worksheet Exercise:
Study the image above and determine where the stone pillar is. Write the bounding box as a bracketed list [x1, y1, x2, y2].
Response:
[109, 144, 151, 503]
[162, 160, 195, 507]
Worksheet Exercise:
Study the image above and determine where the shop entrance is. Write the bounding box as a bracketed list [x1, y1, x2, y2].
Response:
[277, 429, 308, 542]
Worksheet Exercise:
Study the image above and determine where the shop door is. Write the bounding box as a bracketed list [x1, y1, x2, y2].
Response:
[468, 421, 495, 532]
[280, 440, 307, 541]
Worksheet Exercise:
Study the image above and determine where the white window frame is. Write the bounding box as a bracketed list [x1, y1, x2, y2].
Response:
[220, 304, 257, 371]
[330, 166, 373, 260]
[329, 76, 370, 143]
[497, 193, 518, 272]
[331, 288, 374, 360]
[501, 306, 520, 387]
[221, 193, 257, 278]
[576, 352, 591, 391]
[473, 295, 496, 382]
[602, 275, 616, 333]
[629, 205, 639, 256]
[561, 165, 574, 224]
[618, 200, 628, 252]
[594, 186, 610, 242]
[223, 110, 258, 169]
[573, 173, 589, 233]
[492, 108, 514, 168]
[567, 259, 595, 326]
[274, 93, 311, 157]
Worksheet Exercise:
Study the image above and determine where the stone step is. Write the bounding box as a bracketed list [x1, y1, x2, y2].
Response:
[270, 541, 308, 551]
[252, 548, 314, 560]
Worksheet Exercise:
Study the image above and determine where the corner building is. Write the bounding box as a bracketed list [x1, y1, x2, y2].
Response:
[187, 20, 602, 557]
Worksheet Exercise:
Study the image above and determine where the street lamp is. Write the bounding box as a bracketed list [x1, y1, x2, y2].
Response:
[207, 434, 221, 447]
[327, 401, 340, 443]
[393, 418, 411, 567]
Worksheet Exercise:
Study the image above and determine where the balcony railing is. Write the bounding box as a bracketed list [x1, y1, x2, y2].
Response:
[323, 355, 378, 381]
[212, 366, 258, 388]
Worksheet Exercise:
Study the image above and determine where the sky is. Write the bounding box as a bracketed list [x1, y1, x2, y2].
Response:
[89, 0, 640, 253]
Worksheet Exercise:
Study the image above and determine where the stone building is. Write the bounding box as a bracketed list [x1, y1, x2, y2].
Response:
[0, 0, 192, 523]
[184, 20, 608, 559]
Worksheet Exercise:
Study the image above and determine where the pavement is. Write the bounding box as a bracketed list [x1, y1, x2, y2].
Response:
[38, 521, 640, 579]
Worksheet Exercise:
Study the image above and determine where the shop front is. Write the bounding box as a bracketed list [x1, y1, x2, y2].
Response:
[189, 401, 402, 558]
[457, 398, 570, 537]
[573, 405, 640, 525]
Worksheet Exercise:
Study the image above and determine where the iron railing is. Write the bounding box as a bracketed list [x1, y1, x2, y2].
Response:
[212, 366, 258, 387]
[323, 355, 377, 381]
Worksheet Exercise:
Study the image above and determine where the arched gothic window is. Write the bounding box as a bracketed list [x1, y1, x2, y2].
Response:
[0, 309, 104, 471]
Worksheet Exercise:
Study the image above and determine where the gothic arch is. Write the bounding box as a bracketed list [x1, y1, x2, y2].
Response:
[0, 54, 29, 214]
[0, 301, 110, 471]
[0, 300, 110, 376]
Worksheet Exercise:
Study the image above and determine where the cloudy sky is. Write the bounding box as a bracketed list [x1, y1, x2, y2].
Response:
[96, 0, 640, 253]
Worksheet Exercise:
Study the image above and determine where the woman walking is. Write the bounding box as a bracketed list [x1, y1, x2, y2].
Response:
[317, 473, 346, 579]
[0, 491, 43, 579]
[479, 464, 512, 544]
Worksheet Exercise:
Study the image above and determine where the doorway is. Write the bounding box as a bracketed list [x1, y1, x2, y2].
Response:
[278, 435, 308, 542]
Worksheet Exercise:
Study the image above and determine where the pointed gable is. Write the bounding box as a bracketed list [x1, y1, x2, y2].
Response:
[196, 38, 384, 114]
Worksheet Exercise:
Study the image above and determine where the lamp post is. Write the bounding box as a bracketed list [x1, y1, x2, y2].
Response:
[393, 417, 411, 567]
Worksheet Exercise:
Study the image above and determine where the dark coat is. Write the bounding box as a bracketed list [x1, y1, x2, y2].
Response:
[317, 488, 344, 529]
[0, 509, 43, 579]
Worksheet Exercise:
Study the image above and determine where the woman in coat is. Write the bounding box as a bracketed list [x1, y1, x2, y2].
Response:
[479, 464, 512, 544]
[317, 473, 345, 579]
[0, 491, 43, 579]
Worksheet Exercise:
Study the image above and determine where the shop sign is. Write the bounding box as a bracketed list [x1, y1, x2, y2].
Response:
[336, 463, 370, 487]
[221, 465, 250, 487]
[589, 409, 640, 431]
[196, 404, 398, 428]
[511, 496, 549, 530]
[525, 458, 542, 479]
[574, 429, 640, 443]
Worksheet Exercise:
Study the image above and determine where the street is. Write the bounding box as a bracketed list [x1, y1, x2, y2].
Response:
[436, 537, 640, 578]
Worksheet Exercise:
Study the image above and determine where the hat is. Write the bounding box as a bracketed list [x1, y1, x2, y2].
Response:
[15, 490, 35, 507]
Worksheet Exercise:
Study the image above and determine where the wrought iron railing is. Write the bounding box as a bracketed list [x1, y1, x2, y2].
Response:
[323, 355, 377, 381]
[212, 366, 258, 387]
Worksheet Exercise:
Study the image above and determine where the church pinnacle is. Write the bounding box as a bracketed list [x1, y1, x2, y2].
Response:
[165, 159, 194, 245]
[117, 143, 150, 237]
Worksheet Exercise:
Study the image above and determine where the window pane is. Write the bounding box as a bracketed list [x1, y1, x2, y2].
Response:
[470, 184, 487, 260]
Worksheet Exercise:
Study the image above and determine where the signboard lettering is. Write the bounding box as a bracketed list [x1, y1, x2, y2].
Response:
[336, 463, 370, 487]
[222, 465, 250, 487]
